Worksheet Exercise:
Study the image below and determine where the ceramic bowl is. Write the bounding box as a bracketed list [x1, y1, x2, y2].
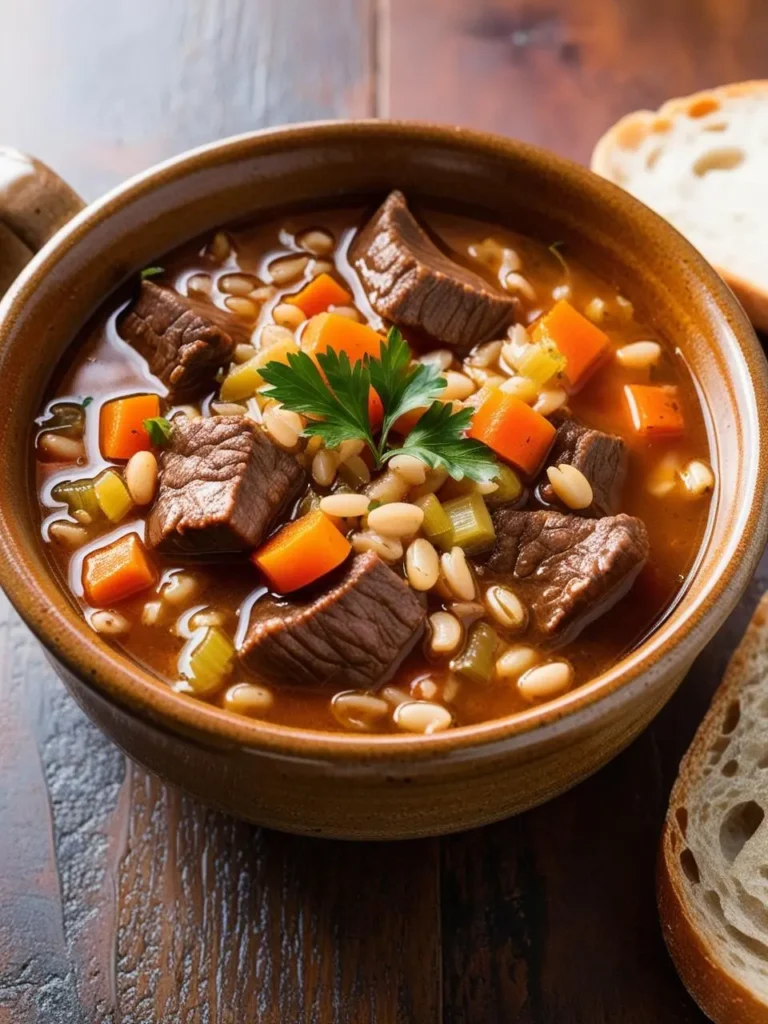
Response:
[0, 123, 766, 839]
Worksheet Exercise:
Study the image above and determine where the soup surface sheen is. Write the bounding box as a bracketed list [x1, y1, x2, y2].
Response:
[35, 198, 713, 735]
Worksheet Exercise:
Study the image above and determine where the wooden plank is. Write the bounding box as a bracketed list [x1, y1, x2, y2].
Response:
[0, 2, 442, 1022]
[0, 598, 81, 1024]
[439, 730, 710, 1023]
[108, 769, 440, 1023]
[384, 0, 768, 163]
[0, 594, 132, 1024]
[0, 0, 376, 199]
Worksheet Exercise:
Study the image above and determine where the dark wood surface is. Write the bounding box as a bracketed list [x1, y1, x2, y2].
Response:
[0, 2, 766, 1020]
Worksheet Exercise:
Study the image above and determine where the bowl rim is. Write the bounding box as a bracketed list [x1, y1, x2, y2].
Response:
[1, 118, 767, 764]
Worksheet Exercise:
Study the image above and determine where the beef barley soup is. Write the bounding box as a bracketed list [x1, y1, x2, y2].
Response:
[35, 191, 714, 735]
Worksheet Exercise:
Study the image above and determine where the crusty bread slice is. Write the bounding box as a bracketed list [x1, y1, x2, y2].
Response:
[591, 81, 768, 332]
[658, 593, 768, 1023]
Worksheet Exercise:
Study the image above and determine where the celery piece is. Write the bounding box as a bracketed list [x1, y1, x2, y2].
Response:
[517, 340, 566, 387]
[486, 465, 523, 507]
[220, 336, 301, 401]
[220, 357, 265, 401]
[184, 627, 235, 697]
[94, 470, 133, 523]
[442, 492, 495, 555]
[451, 622, 499, 686]
[52, 477, 102, 521]
[415, 494, 454, 552]
[42, 401, 87, 439]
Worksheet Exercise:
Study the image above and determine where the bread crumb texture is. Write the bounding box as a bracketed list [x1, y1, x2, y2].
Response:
[661, 591, 768, 1018]
[592, 82, 768, 325]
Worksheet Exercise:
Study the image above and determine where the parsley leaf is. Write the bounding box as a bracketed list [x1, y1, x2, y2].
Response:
[82, 396, 93, 408]
[141, 266, 165, 280]
[143, 416, 174, 446]
[257, 327, 500, 482]
[385, 402, 499, 483]
[369, 328, 445, 446]
[260, 350, 375, 452]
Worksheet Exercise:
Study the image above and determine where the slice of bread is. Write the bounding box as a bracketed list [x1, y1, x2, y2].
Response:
[658, 593, 768, 1023]
[591, 81, 768, 332]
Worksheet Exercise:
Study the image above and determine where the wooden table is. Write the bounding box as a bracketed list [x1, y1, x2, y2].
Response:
[0, 2, 766, 1020]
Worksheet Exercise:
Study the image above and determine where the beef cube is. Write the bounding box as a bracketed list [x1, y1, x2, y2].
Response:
[120, 281, 234, 400]
[481, 509, 649, 642]
[146, 416, 306, 555]
[350, 191, 516, 351]
[541, 415, 628, 516]
[241, 551, 426, 689]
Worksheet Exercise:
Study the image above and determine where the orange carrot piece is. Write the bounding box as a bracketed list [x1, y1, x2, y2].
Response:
[368, 388, 384, 433]
[83, 533, 157, 606]
[252, 509, 351, 593]
[391, 405, 427, 436]
[287, 273, 353, 317]
[391, 397, 466, 436]
[469, 390, 556, 476]
[303, 312, 383, 364]
[532, 299, 610, 391]
[99, 394, 160, 460]
[624, 384, 685, 437]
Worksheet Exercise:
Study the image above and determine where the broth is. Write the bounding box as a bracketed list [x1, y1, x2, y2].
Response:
[35, 201, 713, 734]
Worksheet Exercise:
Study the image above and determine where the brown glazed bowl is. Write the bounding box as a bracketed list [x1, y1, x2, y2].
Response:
[0, 123, 766, 840]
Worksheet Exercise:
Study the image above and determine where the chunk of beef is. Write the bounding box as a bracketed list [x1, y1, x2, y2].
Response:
[241, 551, 426, 689]
[350, 191, 516, 351]
[120, 281, 234, 400]
[541, 414, 627, 516]
[146, 416, 306, 555]
[481, 509, 649, 642]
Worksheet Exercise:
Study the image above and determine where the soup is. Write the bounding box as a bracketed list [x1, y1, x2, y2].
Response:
[35, 191, 714, 735]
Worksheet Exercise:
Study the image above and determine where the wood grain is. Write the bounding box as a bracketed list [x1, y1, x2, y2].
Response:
[0, 0, 766, 1020]
[104, 769, 439, 1023]
[0, 0, 376, 199]
[385, 0, 768, 163]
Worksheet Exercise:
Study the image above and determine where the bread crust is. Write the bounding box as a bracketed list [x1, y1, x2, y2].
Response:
[591, 81, 768, 333]
[657, 593, 768, 1023]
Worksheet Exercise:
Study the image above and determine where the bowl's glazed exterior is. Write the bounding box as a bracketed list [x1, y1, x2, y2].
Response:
[0, 123, 766, 839]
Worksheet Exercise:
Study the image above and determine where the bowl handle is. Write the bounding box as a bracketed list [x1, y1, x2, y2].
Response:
[0, 148, 84, 293]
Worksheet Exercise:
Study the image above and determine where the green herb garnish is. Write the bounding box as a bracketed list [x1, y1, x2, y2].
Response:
[382, 402, 497, 483]
[260, 328, 499, 483]
[140, 266, 165, 280]
[82, 396, 93, 408]
[143, 416, 174, 446]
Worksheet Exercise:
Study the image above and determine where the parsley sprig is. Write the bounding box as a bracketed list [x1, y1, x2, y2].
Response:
[260, 328, 499, 483]
[143, 416, 173, 446]
[140, 266, 165, 280]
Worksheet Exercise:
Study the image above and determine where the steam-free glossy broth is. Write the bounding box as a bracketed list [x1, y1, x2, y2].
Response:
[35, 200, 713, 734]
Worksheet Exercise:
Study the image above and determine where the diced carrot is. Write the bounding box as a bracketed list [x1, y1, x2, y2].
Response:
[303, 312, 383, 365]
[391, 397, 466, 436]
[100, 394, 160, 460]
[468, 390, 556, 476]
[624, 384, 685, 437]
[368, 388, 384, 433]
[83, 533, 157, 606]
[287, 273, 353, 317]
[532, 299, 610, 391]
[391, 405, 427, 435]
[252, 509, 351, 593]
